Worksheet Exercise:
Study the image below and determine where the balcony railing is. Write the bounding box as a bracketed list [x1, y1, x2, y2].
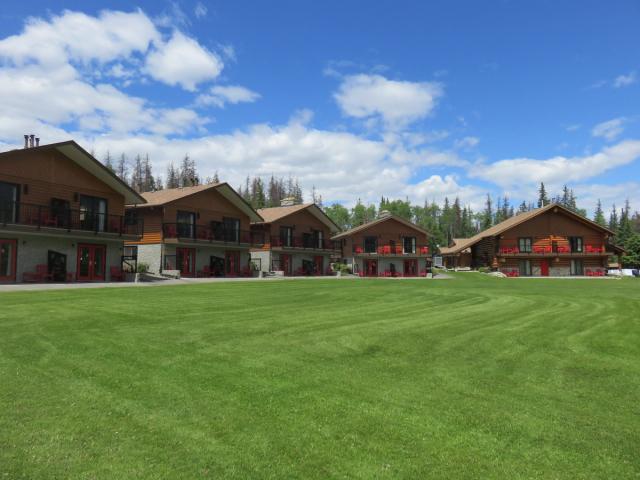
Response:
[498, 245, 608, 255]
[163, 223, 264, 246]
[269, 235, 337, 251]
[0, 200, 143, 236]
[352, 244, 430, 256]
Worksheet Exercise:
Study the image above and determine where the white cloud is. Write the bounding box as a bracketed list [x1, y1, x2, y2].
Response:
[613, 71, 636, 88]
[196, 85, 260, 108]
[565, 124, 580, 132]
[471, 140, 640, 189]
[454, 136, 479, 149]
[145, 31, 223, 91]
[194, 2, 208, 19]
[592, 118, 625, 141]
[334, 74, 443, 128]
[403, 175, 486, 210]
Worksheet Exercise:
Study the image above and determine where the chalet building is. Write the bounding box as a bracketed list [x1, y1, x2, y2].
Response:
[0, 138, 145, 283]
[250, 201, 340, 275]
[332, 212, 431, 277]
[125, 183, 263, 278]
[439, 203, 624, 276]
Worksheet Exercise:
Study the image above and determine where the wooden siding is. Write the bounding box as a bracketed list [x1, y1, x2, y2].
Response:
[339, 217, 429, 257]
[0, 148, 125, 215]
[255, 208, 334, 249]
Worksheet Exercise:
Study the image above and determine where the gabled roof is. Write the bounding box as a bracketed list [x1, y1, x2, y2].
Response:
[440, 203, 617, 255]
[331, 213, 429, 240]
[0, 140, 146, 204]
[256, 203, 340, 233]
[130, 183, 263, 223]
[439, 238, 471, 255]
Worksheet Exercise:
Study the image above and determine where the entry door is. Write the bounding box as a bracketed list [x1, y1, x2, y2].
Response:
[540, 260, 549, 277]
[225, 251, 240, 276]
[365, 259, 377, 277]
[314, 256, 324, 275]
[280, 254, 292, 275]
[176, 248, 196, 277]
[77, 244, 106, 281]
[0, 239, 16, 282]
[404, 259, 418, 277]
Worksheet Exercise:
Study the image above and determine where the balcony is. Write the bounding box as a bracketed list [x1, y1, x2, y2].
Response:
[269, 236, 337, 251]
[163, 223, 264, 246]
[498, 245, 610, 256]
[0, 201, 143, 236]
[353, 244, 430, 256]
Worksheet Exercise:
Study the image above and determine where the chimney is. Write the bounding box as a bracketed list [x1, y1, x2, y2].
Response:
[24, 135, 29, 149]
[29, 134, 35, 148]
[35, 137, 40, 147]
[378, 210, 391, 218]
[280, 197, 295, 207]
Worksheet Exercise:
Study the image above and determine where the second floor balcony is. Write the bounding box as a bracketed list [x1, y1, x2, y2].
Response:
[498, 244, 609, 256]
[163, 223, 264, 246]
[0, 200, 143, 237]
[353, 243, 430, 256]
[269, 235, 337, 251]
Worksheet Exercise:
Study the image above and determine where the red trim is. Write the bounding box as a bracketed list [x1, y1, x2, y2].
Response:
[176, 247, 196, 277]
[0, 238, 17, 283]
[76, 244, 106, 281]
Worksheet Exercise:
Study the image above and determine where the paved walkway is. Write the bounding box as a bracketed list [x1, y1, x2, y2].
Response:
[0, 274, 451, 293]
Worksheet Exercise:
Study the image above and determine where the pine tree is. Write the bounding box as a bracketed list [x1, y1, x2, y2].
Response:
[481, 194, 493, 230]
[130, 154, 143, 192]
[618, 199, 633, 247]
[213, 171, 220, 183]
[538, 182, 550, 208]
[609, 204, 619, 232]
[179, 155, 199, 187]
[103, 151, 115, 173]
[116, 153, 128, 183]
[594, 199, 606, 226]
[518, 201, 529, 213]
[166, 162, 179, 189]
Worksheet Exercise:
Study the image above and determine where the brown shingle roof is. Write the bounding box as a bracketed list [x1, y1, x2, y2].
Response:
[256, 204, 340, 232]
[137, 183, 221, 207]
[439, 203, 616, 255]
[439, 238, 470, 255]
[331, 213, 429, 240]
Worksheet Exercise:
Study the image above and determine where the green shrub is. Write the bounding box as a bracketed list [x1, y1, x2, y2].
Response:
[478, 266, 491, 273]
[136, 262, 150, 274]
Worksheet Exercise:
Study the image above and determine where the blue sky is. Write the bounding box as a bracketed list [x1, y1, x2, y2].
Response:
[0, 1, 639, 213]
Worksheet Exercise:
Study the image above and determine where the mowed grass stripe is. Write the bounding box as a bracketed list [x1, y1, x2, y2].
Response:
[1, 274, 639, 479]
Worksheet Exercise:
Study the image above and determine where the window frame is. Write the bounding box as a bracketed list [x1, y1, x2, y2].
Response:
[518, 237, 533, 253]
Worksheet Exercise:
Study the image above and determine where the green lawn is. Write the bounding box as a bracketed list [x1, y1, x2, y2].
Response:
[1, 275, 639, 479]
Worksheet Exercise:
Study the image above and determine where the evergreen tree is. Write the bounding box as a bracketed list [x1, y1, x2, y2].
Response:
[250, 177, 266, 209]
[166, 163, 179, 188]
[609, 204, 619, 232]
[179, 155, 199, 187]
[130, 154, 143, 192]
[481, 194, 493, 230]
[518, 201, 529, 213]
[103, 151, 115, 173]
[141, 154, 156, 192]
[116, 153, 128, 184]
[621, 233, 640, 267]
[538, 182, 550, 208]
[593, 199, 606, 227]
[324, 203, 350, 230]
[617, 199, 633, 246]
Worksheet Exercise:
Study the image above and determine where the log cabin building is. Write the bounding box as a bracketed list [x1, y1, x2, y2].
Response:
[439, 203, 623, 276]
[0, 138, 145, 283]
[250, 201, 340, 275]
[332, 211, 431, 277]
[125, 183, 264, 278]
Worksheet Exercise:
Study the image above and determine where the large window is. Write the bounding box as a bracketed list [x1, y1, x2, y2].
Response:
[364, 236, 377, 253]
[518, 237, 532, 253]
[79, 195, 107, 232]
[403, 236, 416, 254]
[176, 211, 196, 238]
[569, 237, 583, 253]
[570, 259, 584, 276]
[519, 259, 532, 276]
[279, 226, 293, 247]
[0, 181, 19, 224]
[223, 217, 240, 242]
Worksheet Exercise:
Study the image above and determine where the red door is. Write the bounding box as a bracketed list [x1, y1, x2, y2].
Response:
[365, 259, 377, 277]
[0, 239, 17, 282]
[176, 248, 196, 277]
[540, 260, 549, 277]
[404, 259, 418, 277]
[225, 251, 240, 277]
[77, 244, 106, 281]
[314, 256, 324, 276]
[280, 254, 291, 275]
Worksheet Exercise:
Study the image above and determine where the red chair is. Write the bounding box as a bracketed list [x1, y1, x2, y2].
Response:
[395, 245, 403, 255]
[383, 245, 392, 255]
[110, 266, 124, 281]
[420, 246, 429, 255]
[355, 246, 363, 254]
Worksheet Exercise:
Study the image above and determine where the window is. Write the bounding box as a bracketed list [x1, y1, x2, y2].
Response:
[124, 209, 137, 225]
[364, 236, 377, 253]
[223, 217, 240, 242]
[302, 232, 313, 248]
[519, 259, 532, 276]
[569, 237, 583, 253]
[0, 181, 19, 223]
[403, 236, 416, 254]
[123, 245, 138, 258]
[79, 195, 107, 232]
[211, 220, 224, 240]
[518, 237, 532, 253]
[176, 211, 196, 238]
[570, 259, 584, 276]
[279, 226, 293, 247]
[311, 230, 324, 249]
